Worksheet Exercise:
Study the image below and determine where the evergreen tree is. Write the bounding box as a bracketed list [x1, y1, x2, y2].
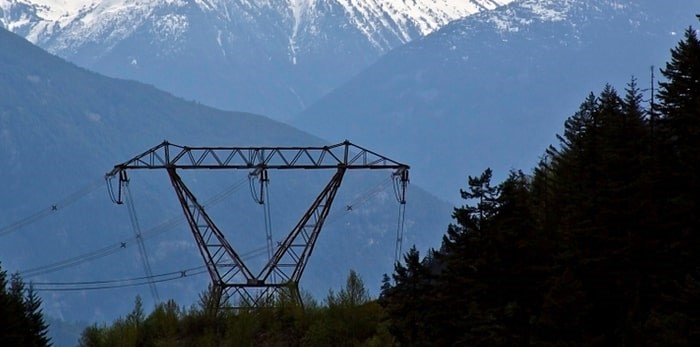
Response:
[0, 263, 12, 346]
[24, 284, 51, 347]
[646, 19, 700, 344]
[0, 263, 51, 346]
[381, 246, 436, 346]
[434, 169, 506, 345]
[656, 22, 700, 241]
[659, 25, 700, 120]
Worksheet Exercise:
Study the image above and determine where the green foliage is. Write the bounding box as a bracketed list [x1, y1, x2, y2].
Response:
[304, 270, 387, 347]
[79, 271, 392, 346]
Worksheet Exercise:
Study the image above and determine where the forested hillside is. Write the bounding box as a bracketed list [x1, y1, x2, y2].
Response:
[59, 16, 700, 347]
[382, 19, 700, 345]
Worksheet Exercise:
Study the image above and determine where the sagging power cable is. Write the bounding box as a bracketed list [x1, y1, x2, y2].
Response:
[324, 175, 393, 227]
[0, 178, 104, 237]
[124, 183, 160, 303]
[32, 268, 209, 292]
[31, 244, 272, 292]
[19, 176, 250, 278]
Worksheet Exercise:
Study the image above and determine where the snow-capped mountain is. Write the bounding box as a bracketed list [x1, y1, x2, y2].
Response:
[294, 0, 698, 200]
[0, 0, 511, 119]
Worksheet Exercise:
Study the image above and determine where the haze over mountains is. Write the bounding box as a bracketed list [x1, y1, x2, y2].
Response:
[2, 0, 700, 344]
[0, 0, 511, 119]
[0, 26, 452, 331]
[2, 0, 695, 202]
[295, 0, 699, 200]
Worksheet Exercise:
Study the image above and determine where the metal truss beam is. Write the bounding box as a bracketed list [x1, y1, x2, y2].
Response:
[165, 167, 345, 309]
[259, 167, 346, 284]
[167, 168, 259, 306]
[107, 140, 406, 176]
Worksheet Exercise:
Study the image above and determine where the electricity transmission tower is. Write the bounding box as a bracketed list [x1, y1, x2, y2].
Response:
[106, 140, 409, 310]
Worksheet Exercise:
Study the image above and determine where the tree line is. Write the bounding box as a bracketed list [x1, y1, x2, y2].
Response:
[78, 271, 393, 346]
[381, 19, 700, 346]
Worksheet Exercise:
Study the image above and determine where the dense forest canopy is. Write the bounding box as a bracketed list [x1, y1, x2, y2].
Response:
[2, 16, 699, 347]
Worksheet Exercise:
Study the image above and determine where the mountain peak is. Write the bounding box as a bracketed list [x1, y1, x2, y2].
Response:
[1, 0, 513, 51]
[0, 0, 515, 118]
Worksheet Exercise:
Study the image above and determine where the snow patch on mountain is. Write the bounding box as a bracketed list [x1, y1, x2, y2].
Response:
[2, 0, 514, 54]
[469, 0, 637, 36]
[151, 12, 188, 42]
[2, 0, 91, 25]
[335, 0, 510, 47]
[519, 0, 575, 22]
[288, 0, 316, 64]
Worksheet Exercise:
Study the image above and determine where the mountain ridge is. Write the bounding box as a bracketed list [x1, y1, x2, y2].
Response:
[293, 0, 698, 201]
[0, 27, 452, 327]
[1, 0, 512, 119]
[1, 0, 511, 52]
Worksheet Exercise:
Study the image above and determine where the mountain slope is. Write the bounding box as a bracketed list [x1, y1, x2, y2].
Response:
[0, 0, 512, 119]
[0, 28, 451, 327]
[293, 0, 699, 201]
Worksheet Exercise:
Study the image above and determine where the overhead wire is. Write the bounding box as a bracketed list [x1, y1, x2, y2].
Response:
[19, 175, 250, 278]
[247, 169, 276, 284]
[124, 183, 160, 303]
[32, 269, 209, 292]
[31, 244, 272, 292]
[20, 243, 125, 278]
[321, 175, 395, 229]
[32, 265, 206, 286]
[0, 177, 104, 237]
[14, 171, 409, 293]
[298, 174, 408, 262]
[394, 203, 407, 263]
[11, 170, 392, 278]
[392, 174, 408, 263]
[262, 179, 274, 261]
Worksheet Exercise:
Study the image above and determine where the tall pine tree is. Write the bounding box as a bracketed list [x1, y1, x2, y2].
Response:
[0, 263, 51, 346]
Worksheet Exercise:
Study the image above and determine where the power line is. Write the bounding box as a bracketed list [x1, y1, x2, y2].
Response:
[32, 265, 205, 286]
[20, 244, 124, 278]
[324, 176, 393, 226]
[14, 173, 389, 281]
[124, 183, 160, 303]
[31, 245, 271, 292]
[394, 202, 407, 263]
[32, 269, 209, 292]
[19, 176, 250, 278]
[16, 172, 406, 296]
[0, 178, 104, 237]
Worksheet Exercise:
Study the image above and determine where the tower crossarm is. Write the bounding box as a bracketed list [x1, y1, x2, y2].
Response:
[106, 140, 408, 177]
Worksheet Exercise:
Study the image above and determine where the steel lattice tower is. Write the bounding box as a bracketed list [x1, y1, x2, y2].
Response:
[106, 140, 409, 310]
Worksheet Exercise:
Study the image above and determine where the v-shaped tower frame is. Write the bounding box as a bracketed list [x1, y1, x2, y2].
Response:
[106, 140, 409, 310]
